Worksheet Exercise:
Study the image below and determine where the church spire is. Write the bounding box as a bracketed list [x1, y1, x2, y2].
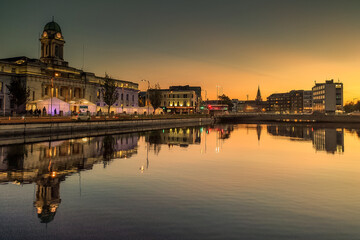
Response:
[255, 85, 262, 102]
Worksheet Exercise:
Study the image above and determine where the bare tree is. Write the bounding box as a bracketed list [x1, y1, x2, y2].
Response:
[6, 77, 30, 114]
[101, 73, 119, 115]
[148, 83, 162, 114]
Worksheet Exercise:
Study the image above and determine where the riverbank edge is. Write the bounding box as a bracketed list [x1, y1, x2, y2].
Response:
[216, 113, 360, 124]
[0, 117, 213, 146]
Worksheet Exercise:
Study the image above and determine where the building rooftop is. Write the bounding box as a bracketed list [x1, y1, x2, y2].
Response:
[44, 20, 62, 34]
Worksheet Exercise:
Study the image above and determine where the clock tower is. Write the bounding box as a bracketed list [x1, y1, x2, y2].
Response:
[40, 19, 68, 66]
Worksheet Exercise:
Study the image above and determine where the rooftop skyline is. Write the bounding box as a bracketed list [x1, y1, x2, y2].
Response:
[1, 0, 360, 101]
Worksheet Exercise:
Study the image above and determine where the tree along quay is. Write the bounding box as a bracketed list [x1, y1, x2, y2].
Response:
[0, 116, 213, 138]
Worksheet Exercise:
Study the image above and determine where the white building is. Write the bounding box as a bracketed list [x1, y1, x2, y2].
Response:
[0, 20, 138, 115]
[312, 79, 343, 113]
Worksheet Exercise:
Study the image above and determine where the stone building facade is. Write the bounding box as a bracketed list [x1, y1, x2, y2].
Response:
[0, 20, 138, 115]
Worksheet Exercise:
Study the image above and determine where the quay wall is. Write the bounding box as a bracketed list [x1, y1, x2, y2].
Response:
[0, 117, 213, 141]
[216, 113, 360, 124]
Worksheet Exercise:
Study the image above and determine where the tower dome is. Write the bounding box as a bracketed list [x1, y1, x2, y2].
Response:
[40, 19, 67, 66]
[44, 20, 62, 34]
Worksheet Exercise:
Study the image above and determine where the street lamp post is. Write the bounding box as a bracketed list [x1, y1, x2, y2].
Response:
[216, 85, 221, 100]
[141, 79, 150, 115]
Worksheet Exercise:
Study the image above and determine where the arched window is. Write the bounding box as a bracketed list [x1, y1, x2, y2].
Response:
[55, 45, 59, 57]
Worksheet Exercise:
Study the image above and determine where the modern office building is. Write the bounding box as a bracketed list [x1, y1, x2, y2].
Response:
[312, 79, 343, 113]
[0, 20, 139, 115]
[267, 92, 290, 113]
[303, 91, 313, 113]
[267, 90, 312, 113]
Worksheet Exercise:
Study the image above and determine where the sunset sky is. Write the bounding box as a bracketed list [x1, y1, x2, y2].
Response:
[1, 0, 360, 101]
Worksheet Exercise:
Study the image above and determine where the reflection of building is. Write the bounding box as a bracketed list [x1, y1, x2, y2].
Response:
[0, 20, 138, 115]
[267, 125, 313, 140]
[313, 128, 344, 154]
[34, 177, 62, 224]
[267, 125, 344, 154]
[0, 133, 138, 223]
[312, 79, 343, 113]
[146, 127, 201, 147]
[207, 125, 235, 140]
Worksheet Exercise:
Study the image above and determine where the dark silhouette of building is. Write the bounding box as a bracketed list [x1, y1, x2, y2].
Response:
[267, 90, 312, 113]
[240, 86, 267, 112]
[267, 125, 344, 153]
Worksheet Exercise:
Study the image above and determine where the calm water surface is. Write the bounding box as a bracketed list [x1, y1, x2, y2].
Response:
[1, 124, 360, 240]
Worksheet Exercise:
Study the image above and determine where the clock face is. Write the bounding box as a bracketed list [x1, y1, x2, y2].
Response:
[42, 31, 48, 38]
[56, 32, 62, 39]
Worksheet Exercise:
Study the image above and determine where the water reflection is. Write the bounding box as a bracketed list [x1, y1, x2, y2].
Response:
[267, 125, 344, 154]
[0, 134, 138, 224]
[146, 127, 202, 148]
[0, 124, 359, 233]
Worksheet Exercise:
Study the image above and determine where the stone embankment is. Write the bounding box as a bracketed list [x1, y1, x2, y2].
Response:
[216, 113, 360, 124]
[0, 117, 213, 145]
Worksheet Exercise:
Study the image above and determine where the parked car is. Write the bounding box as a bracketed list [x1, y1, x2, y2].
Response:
[71, 112, 91, 121]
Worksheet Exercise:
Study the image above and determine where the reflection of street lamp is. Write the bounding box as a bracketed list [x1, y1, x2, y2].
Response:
[141, 79, 150, 114]
[140, 141, 149, 173]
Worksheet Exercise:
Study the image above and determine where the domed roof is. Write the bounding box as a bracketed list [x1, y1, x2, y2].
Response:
[44, 21, 62, 34]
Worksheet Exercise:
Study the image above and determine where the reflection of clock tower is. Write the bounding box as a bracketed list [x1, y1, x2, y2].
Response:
[40, 19, 68, 66]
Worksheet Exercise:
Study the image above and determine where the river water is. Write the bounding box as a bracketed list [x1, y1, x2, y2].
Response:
[1, 123, 360, 240]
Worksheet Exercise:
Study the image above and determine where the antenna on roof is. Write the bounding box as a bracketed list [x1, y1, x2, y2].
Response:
[81, 44, 85, 70]
[52, 16, 54, 22]
[38, 32, 40, 59]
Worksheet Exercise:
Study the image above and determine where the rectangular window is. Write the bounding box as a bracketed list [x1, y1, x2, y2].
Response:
[0, 98, 2, 110]
[0, 82, 2, 93]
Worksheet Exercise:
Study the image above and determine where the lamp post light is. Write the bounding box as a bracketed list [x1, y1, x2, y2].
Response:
[141, 79, 150, 115]
[216, 85, 221, 100]
[50, 77, 54, 119]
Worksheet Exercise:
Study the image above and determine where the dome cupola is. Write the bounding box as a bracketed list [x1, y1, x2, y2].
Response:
[40, 18, 68, 66]
[44, 21, 62, 34]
